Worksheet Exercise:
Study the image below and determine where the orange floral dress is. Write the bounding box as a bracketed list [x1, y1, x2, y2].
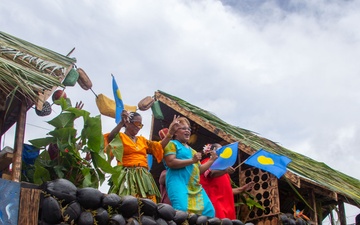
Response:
[104, 132, 164, 203]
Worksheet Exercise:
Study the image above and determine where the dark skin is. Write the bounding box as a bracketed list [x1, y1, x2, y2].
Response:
[164, 122, 218, 174]
[107, 110, 180, 149]
[75, 101, 84, 110]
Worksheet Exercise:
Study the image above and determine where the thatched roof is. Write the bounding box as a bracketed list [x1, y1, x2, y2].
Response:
[154, 90, 360, 207]
[0, 31, 76, 135]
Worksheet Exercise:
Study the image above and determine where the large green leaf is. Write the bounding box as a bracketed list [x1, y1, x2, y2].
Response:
[92, 153, 116, 174]
[33, 153, 51, 184]
[81, 115, 102, 153]
[29, 137, 55, 148]
[66, 106, 90, 120]
[81, 167, 92, 187]
[49, 127, 77, 144]
[107, 134, 124, 163]
[48, 112, 76, 128]
[53, 165, 65, 178]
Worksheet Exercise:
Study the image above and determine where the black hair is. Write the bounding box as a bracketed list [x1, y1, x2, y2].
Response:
[211, 143, 221, 151]
[129, 112, 141, 122]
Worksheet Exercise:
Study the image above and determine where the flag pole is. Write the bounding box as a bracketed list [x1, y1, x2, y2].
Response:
[234, 161, 246, 170]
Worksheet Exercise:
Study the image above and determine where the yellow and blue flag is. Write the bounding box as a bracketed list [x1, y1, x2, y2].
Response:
[244, 149, 291, 178]
[112, 74, 124, 124]
[210, 142, 238, 170]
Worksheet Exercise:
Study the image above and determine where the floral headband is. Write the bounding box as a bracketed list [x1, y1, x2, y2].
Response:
[203, 144, 212, 154]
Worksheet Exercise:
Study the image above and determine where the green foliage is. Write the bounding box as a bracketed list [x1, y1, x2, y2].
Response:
[27, 98, 116, 188]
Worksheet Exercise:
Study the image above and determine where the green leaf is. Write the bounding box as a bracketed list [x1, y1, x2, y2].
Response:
[81, 115, 102, 153]
[106, 134, 123, 163]
[109, 166, 124, 193]
[245, 197, 264, 210]
[33, 163, 51, 184]
[53, 165, 65, 178]
[49, 127, 76, 144]
[66, 107, 90, 119]
[48, 112, 76, 128]
[81, 167, 92, 187]
[92, 153, 116, 174]
[29, 137, 55, 148]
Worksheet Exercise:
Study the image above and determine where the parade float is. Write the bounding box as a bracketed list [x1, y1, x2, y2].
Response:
[1, 31, 359, 225]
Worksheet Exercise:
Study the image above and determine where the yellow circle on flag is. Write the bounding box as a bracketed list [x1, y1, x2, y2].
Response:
[220, 147, 232, 159]
[257, 156, 274, 165]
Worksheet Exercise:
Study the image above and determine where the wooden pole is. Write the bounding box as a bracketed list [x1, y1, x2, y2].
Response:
[234, 160, 245, 170]
[18, 187, 41, 225]
[329, 210, 335, 225]
[338, 201, 347, 225]
[11, 98, 27, 182]
[310, 189, 318, 225]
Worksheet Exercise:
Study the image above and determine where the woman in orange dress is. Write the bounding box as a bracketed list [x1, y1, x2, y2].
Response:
[104, 110, 179, 203]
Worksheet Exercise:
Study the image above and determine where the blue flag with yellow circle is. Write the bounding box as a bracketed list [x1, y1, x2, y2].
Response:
[210, 142, 238, 170]
[112, 74, 124, 124]
[245, 149, 291, 178]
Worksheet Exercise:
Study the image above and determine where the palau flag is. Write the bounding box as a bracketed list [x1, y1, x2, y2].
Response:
[210, 142, 238, 170]
[112, 74, 124, 124]
[244, 149, 292, 179]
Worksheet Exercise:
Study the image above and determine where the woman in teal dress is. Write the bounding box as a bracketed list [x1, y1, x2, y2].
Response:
[163, 117, 218, 217]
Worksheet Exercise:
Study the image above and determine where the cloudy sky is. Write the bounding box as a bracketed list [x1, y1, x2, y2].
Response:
[1, 0, 359, 222]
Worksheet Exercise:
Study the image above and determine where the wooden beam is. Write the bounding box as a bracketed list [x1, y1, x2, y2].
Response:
[310, 189, 318, 225]
[0, 152, 13, 171]
[11, 98, 27, 182]
[337, 201, 346, 225]
[301, 181, 338, 202]
[329, 210, 335, 225]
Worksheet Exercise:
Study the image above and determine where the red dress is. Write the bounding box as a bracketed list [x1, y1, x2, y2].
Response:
[200, 158, 236, 219]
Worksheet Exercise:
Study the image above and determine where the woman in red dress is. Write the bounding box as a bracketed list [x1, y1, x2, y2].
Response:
[200, 143, 254, 219]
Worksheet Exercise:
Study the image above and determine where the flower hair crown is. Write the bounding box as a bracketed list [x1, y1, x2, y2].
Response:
[203, 144, 212, 154]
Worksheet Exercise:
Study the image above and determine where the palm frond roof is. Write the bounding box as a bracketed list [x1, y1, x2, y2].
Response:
[0, 31, 76, 135]
[0, 31, 76, 103]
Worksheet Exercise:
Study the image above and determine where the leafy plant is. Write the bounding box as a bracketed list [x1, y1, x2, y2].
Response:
[27, 98, 116, 188]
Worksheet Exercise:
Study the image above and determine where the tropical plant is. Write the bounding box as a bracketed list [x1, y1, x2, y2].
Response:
[27, 98, 116, 188]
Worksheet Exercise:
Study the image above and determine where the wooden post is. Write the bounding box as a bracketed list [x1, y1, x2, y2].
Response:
[310, 189, 318, 224]
[338, 201, 347, 225]
[329, 210, 335, 225]
[11, 98, 27, 182]
[18, 187, 41, 225]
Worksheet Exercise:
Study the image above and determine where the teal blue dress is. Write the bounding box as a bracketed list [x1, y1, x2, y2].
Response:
[164, 140, 215, 217]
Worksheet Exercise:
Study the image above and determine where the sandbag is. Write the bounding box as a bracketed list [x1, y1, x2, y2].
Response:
[63, 68, 79, 86]
[151, 101, 164, 120]
[138, 96, 155, 111]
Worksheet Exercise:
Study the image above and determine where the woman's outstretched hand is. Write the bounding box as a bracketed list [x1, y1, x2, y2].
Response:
[121, 110, 130, 123]
[209, 150, 218, 162]
[168, 115, 181, 136]
[75, 101, 84, 109]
